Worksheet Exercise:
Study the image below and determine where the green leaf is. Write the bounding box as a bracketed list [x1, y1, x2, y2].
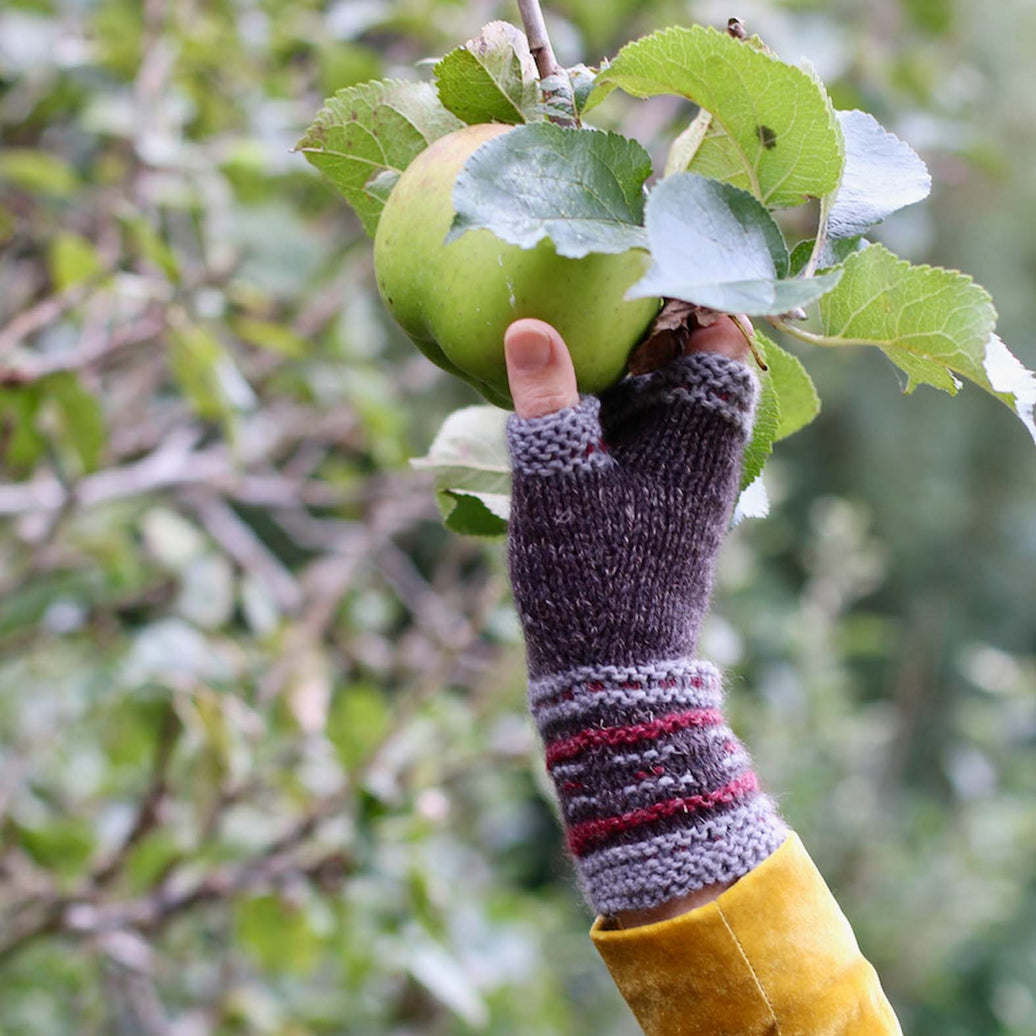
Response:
[235, 894, 323, 976]
[41, 372, 107, 473]
[434, 21, 539, 126]
[0, 375, 106, 477]
[232, 316, 310, 357]
[760, 336, 821, 440]
[412, 405, 511, 536]
[169, 323, 256, 424]
[0, 385, 47, 474]
[816, 244, 994, 379]
[740, 332, 821, 497]
[297, 79, 463, 237]
[592, 27, 843, 207]
[17, 818, 95, 878]
[663, 108, 711, 178]
[741, 355, 781, 491]
[827, 110, 931, 240]
[0, 148, 79, 197]
[811, 244, 1034, 440]
[48, 233, 103, 290]
[788, 234, 865, 277]
[327, 682, 391, 769]
[628, 174, 842, 315]
[124, 831, 182, 893]
[448, 123, 651, 258]
[567, 64, 598, 117]
[437, 489, 509, 537]
[121, 215, 181, 283]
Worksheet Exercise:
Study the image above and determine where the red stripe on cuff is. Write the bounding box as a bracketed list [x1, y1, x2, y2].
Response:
[567, 770, 759, 857]
[545, 708, 724, 770]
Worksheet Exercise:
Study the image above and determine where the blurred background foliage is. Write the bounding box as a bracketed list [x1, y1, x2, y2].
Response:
[0, 0, 1033, 1033]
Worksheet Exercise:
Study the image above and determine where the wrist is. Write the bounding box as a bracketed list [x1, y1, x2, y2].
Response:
[529, 656, 787, 916]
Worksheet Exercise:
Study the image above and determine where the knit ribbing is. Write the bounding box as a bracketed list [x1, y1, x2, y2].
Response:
[578, 801, 788, 916]
[506, 352, 786, 916]
[507, 395, 613, 477]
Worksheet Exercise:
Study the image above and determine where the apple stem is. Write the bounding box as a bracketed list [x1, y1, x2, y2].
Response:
[517, 0, 562, 79]
[733, 316, 769, 371]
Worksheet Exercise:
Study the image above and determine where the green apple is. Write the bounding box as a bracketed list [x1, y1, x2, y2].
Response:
[373, 123, 660, 408]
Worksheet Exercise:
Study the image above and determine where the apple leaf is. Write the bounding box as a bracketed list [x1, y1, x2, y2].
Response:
[663, 108, 711, 178]
[810, 244, 1034, 441]
[983, 334, 1036, 444]
[761, 334, 821, 440]
[448, 123, 651, 258]
[736, 330, 818, 511]
[733, 476, 770, 524]
[591, 26, 843, 207]
[741, 353, 782, 491]
[48, 232, 104, 290]
[789, 234, 865, 277]
[39, 373, 107, 475]
[816, 244, 994, 383]
[434, 21, 540, 127]
[411, 405, 511, 537]
[628, 174, 842, 315]
[296, 79, 463, 237]
[567, 64, 598, 117]
[826, 110, 931, 240]
[437, 490, 510, 537]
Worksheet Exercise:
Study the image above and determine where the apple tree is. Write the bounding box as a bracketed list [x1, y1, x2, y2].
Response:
[299, 9, 1035, 534]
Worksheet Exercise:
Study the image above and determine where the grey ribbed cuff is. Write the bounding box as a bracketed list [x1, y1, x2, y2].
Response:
[529, 659, 786, 917]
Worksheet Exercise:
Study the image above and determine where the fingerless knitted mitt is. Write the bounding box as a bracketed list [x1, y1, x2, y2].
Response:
[506, 352, 787, 916]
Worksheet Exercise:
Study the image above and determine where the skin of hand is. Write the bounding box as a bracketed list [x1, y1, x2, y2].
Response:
[503, 313, 755, 928]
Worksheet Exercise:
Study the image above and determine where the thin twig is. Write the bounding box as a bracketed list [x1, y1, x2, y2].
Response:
[0, 275, 109, 359]
[0, 312, 165, 386]
[732, 315, 768, 371]
[182, 489, 303, 614]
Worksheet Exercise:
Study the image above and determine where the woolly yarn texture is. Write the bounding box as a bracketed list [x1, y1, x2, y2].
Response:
[507, 352, 787, 916]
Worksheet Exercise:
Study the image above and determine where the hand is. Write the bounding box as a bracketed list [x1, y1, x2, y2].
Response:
[502, 316, 786, 924]
[504, 314, 755, 419]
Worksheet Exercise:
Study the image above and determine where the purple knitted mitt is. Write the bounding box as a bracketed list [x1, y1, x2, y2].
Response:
[506, 352, 788, 916]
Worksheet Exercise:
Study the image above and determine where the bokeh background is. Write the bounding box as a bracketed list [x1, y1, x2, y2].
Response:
[1, 0, 1034, 1033]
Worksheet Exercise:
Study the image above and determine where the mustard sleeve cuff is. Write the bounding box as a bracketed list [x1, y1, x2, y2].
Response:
[590, 833, 903, 1036]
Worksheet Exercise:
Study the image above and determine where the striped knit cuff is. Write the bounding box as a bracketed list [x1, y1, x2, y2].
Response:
[529, 659, 788, 916]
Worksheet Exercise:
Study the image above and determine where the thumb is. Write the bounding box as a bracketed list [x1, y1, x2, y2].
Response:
[504, 319, 580, 419]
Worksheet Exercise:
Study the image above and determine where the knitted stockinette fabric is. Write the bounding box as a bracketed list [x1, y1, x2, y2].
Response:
[506, 352, 787, 916]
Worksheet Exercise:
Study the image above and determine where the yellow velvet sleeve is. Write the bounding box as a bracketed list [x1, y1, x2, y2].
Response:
[590, 833, 902, 1036]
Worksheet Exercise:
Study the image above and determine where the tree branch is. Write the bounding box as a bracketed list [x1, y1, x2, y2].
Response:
[0, 312, 165, 386]
[516, 0, 562, 78]
[182, 489, 303, 614]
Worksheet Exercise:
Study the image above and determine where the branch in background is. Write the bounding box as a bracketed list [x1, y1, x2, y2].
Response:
[0, 274, 111, 361]
[0, 406, 360, 517]
[0, 849, 356, 964]
[0, 311, 166, 386]
[182, 489, 303, 614]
